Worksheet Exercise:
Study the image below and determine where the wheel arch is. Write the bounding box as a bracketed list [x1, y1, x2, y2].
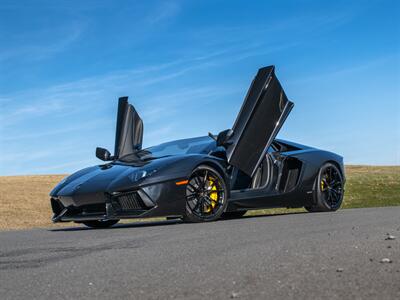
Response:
[192, 160, 231, 197]
[323, 159, 345, 179]
[309, 160, 344, 193]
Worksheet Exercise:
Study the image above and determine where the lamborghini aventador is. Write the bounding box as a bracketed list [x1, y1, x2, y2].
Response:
[50, 65, 345, 228]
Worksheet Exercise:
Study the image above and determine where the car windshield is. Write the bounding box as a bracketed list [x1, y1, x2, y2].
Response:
[118, 136, 215, 162]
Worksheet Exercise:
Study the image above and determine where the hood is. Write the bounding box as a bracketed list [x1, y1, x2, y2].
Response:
[50, 155, 196, 198]
[51, 160, 163, 197]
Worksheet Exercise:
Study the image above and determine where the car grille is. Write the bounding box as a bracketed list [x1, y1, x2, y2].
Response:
[113, 191, 147, 211]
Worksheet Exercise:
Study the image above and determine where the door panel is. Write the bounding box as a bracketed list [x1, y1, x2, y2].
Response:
[114, 97, 144, 159]
[226, 66, 293, 177]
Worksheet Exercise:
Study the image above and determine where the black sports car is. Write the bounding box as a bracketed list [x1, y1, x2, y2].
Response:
[50, 66, 345, 228]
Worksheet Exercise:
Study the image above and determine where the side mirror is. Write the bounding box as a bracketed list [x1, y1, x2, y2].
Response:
[96, 147, 113, 161]
[216, 129, 234, 147]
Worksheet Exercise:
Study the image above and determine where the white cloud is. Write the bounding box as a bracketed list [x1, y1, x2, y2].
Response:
[0, 22, 83, 62]
[146, 1, 181, 25]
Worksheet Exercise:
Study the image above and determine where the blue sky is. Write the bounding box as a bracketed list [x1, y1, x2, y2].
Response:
[0, 0, 399, 175]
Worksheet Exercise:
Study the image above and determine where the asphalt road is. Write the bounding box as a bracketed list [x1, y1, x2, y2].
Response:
[1, 207, 399, 300]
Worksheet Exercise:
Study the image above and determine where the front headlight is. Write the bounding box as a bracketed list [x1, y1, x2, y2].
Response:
[129, 168, 157, 182]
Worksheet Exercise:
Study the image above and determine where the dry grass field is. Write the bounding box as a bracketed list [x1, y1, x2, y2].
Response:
[0, 175, 66, 230]
[0, 166, 399, 230]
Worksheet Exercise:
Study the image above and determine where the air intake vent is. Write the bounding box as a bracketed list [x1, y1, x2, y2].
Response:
[113, 191, 147, 211]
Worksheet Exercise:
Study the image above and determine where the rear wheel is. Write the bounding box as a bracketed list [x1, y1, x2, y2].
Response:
[305, 163, 344, 212]
[183, 165, 228, 222]
[82, 219, 119, 228]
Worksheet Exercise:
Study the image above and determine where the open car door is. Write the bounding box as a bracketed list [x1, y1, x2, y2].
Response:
[225, 66, 294, 177]
[114, 97, 143, 159]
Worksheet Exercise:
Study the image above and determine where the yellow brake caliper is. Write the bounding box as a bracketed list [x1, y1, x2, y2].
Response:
[320, 179, 325, 191]
[204, 178, 218, 213]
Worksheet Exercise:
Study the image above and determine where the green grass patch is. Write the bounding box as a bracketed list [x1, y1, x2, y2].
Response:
[342, 165, 400, 208]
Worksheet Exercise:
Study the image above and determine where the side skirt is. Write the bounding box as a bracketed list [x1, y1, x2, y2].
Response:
[225, 189, 312, 212]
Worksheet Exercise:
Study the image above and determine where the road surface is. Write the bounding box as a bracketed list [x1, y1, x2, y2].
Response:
[1, 207, 399, 299]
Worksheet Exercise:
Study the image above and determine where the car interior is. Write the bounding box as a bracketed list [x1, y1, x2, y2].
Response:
[230, 141, 303, 193]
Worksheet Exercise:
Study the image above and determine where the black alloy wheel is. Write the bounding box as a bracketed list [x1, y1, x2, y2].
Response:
[184, 165, 228, 222]
[306, 163, 344, 212]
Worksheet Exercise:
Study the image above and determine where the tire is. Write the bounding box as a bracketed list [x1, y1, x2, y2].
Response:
[221, 210, 247, 219]
[82, 219, 119, 228]
[183, 165, 228, 222]
[305, 163, 344, 212]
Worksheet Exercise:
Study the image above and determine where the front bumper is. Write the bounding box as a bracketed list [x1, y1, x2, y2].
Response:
[51, 180, 186, 222]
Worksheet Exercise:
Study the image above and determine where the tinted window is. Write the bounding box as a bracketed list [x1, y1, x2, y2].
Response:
[132, 136, 215, 160]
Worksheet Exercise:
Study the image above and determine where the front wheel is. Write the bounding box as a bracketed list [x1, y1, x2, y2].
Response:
[183, 165, 228, 222]
[305, 163, 344, 212]
[81, 219, 120, 228]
